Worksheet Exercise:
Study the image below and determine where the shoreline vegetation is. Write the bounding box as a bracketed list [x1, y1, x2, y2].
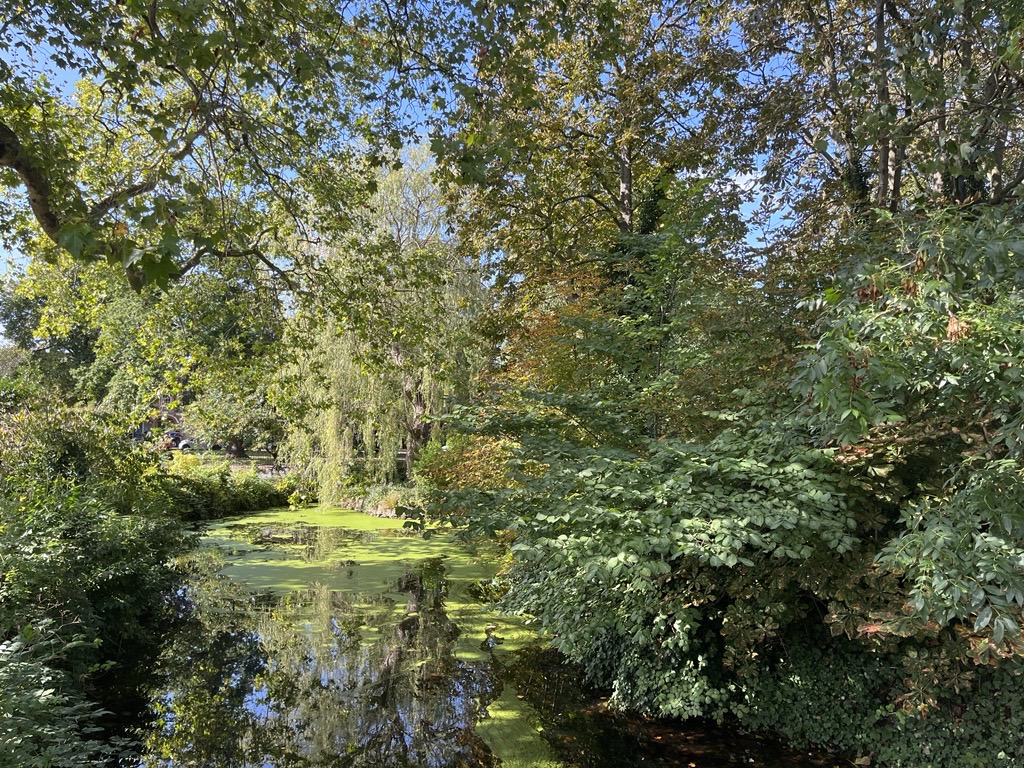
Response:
[0, 406, 297, 767]
[0, 401, 1021, 766]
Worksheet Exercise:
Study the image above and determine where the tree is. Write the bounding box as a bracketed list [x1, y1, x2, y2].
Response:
[737, 0, 1024, 211]
[2, 249, 286, 456]
[425, 2, 1024, 763]
[280, 148, 487, 494]
[435, 0, 743, 283]
[0, 0, 402, 290]
[0, 273, 98, 395]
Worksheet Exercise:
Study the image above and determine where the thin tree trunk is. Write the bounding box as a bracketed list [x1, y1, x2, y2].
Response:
[618, 141, 633, 232]
[874, 0, 890, 207]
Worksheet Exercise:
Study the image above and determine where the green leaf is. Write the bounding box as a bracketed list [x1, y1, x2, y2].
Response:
[55, 222, 94, 259]
[974, 605, 993, 630]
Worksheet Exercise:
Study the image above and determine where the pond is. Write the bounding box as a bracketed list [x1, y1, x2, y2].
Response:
[133, 508, 841, 768]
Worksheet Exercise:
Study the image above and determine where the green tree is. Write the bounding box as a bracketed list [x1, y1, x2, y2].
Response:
[3, 251, 286, 455]
[435, 0, 742, 283]
[281, 148, 487, 494]
[424, 3, 1024, 764]
[0, 0, 399, 289]
[0, 274, 98, 395]
[738, 0, 1024, 212]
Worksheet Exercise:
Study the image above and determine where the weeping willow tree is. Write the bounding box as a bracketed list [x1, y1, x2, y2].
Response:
[279, 147, 487, 500]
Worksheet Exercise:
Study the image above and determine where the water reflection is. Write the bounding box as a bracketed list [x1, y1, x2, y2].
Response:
[142, 556, 498, 768]
[220, 521, 417, 564]
[137, 511, 837, 768]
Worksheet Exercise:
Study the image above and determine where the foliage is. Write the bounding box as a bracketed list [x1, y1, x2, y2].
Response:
[796, 203, 1024, 452]
[183, 378, 284, 458]
[0, 348, 41, 413]
[438, 383, 1024, 763]
[436, 409, 863, 709]
[429, 193, 1024, 766]
[0, 635, 111, 768]
[2, 254, 288, 453]
[162, 452, 297, 522]
[739, 0, 1024, 210]
[417, 3, 1024, 765]
[0, 278, 97, 395]
[282, 327, 437, 492]
[0, 401, 190, 758]
[0, 399, 165, 514]
[414, 433, 511, 492]
[0, 0, 392, 289]
[741, 631, 1024, 768]
[318, 482, 426, 517]
[278, 150, 488, 495]
[434, 0, 742, 277]
[0, 395, 299, 761]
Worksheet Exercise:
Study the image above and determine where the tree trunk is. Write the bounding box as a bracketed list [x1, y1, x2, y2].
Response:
[874, 0, 891, 207]
[618, 141, 634, 232]
[403, 376, 431, 479]
[224, 437, 248, 459]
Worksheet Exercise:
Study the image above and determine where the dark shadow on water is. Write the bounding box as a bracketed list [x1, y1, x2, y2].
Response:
[497, 647, 841, 768]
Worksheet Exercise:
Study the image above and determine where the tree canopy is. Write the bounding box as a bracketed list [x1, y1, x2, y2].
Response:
[1, 0, 403, 289]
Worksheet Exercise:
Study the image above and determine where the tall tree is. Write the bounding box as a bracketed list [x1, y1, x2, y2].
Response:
[434, 0, 743, 283]
[739, 0, 1024, 211]
[281, 148, 487, 492]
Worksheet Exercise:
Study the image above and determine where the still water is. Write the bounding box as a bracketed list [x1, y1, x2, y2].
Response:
[134, 508, 838, 768]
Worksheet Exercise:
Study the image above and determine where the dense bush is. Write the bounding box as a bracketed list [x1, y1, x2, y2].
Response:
[0, 403, 296, 761]
[0, 635, 111, 768]
[438, 417, 866, 714]
[742, 631, 1024, 768]
[437, 405, 1024, 766]
[0, 404, 189, 761]
[0, 409, 187, 639]
[161, 452, 298, 521]
[414, 433, 511, 492]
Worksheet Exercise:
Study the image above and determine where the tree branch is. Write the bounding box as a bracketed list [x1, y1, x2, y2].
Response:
[87, 117, 212, 223]
[88, 179, 160, 224]
[0, 118, 65, 241]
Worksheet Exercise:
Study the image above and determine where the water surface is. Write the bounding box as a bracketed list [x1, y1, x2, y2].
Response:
[136, 508, 841, 768]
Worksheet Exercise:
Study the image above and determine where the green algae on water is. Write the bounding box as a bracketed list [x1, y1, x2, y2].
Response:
[141, 506, 562, 768]
[200, 506, 536, 659]
[476, 683, 561, 768]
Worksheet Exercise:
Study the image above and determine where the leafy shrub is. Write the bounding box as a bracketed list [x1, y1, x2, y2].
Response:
[415, 433, 511, 492]
[437, 400, 1024, 767]
[741, 631, 1024, 768]
[0, 635, 110, 768]
[0, 483, 185, 671]
[161, 453, 297, 521]
[0, 364, 41, 414]
[0, 405, 164, 515]
[0, 403, 188, 759]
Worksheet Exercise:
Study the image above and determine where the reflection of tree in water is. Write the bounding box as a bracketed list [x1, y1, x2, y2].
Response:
[141, 558, 497, 767]
[221, 522, 420, 563]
